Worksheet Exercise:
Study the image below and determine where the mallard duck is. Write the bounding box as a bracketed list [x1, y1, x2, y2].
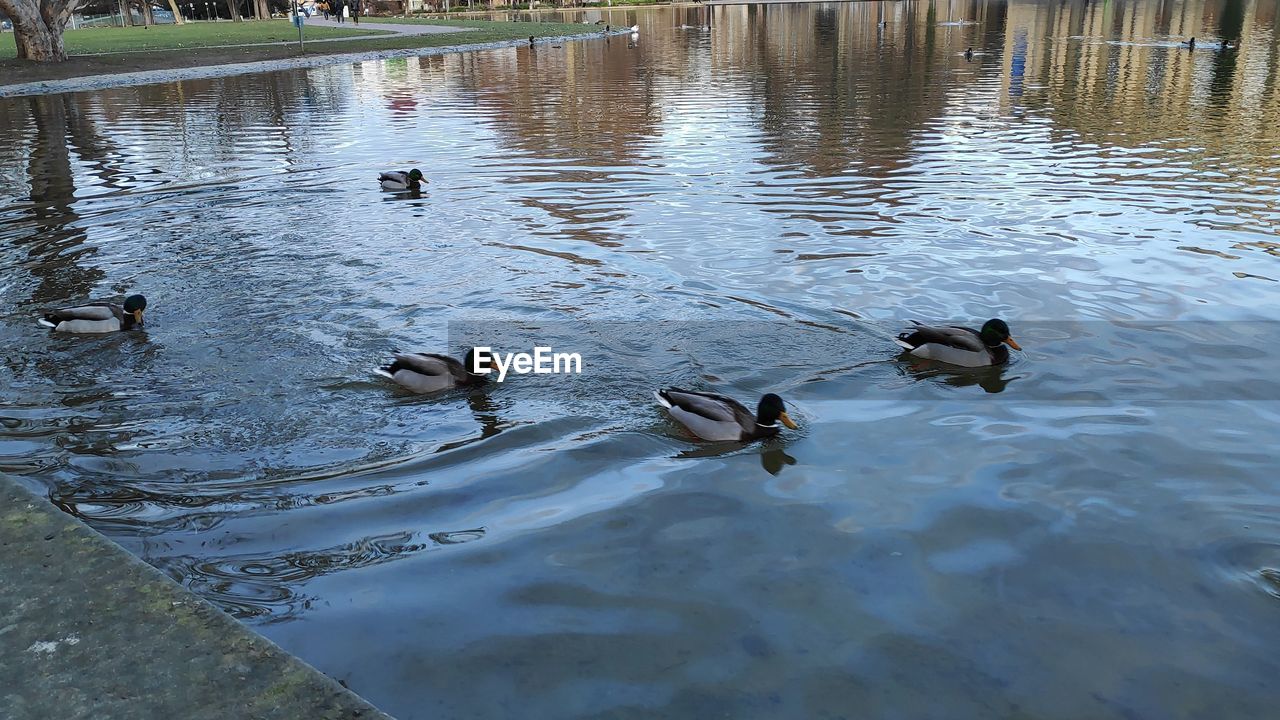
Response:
[379, 169, 423, 191]
[655, 388, 797, 442]
[375, 349, 491, 394]
[964, 47, 974, 60]
[38, 295, 146, 333]
[894, 318, 1021, 367]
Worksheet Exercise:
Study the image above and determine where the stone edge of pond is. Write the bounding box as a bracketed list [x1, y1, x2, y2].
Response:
[0, 475, 393, 720]
[0, 29, 633, 98]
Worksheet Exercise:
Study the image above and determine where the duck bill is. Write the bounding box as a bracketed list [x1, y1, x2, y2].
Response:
[132, 310, 144, 325]
[1003, 337, 1021, 351]
[779, 411, 798, 430]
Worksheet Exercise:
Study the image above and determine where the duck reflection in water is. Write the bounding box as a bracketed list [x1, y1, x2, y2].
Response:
[899, 361, 1017, 394]
[433, 389, 510, 454]
[672, 442, 801, 476]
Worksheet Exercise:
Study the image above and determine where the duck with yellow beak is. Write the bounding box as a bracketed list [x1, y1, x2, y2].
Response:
[656, 388, 798, 442]
[38, 295, 146, 334]
[894, 318, 1022, 367]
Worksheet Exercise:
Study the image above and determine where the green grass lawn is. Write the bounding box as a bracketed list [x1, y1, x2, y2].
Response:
[2, 19, 598, 61]
[0, 20, 383, 59]
[362, 18, 599, 35]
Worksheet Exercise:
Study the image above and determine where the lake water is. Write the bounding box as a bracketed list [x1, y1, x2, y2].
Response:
[2, 1, 1279, 717]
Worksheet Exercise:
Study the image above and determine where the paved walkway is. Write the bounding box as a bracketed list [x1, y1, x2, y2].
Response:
[0, 478, 392, 720]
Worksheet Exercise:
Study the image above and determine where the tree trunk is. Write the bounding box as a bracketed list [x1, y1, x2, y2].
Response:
[141, 0, 155, 24]
[0, 0, 75, 61]
[120, 0, 133, 24]
[224, 0, 240, 20]
[166, 0, 183, 22]
[255, 0, 269, 19]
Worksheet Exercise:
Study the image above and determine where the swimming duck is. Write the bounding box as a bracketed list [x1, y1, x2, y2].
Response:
[376, 349, 491, 394]
[38, 295, 146, 333]
[1185, 36, 1196, 49]
[894, 318, 1021, 367]
[655, 388, 797, 442]
[964, 47, 973, 60]
[379, 169, 424, 191]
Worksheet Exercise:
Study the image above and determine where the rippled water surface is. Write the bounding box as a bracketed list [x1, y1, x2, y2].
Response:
[3, 1, 1280, 717]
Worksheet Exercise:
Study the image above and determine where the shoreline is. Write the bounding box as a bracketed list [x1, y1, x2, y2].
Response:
[0, 27, 629, 98]
[0, 477, 394, 719]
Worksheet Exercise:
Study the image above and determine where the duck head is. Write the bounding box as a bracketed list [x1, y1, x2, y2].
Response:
[407, 169, 424, 187]
[757, 393, 798, 430]
[123, 294, 147, 326]
[980, 318, 1020, 350]
[464, 348, 494, 377]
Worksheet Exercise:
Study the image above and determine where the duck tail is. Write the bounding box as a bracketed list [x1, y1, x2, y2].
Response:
[37, 317, 57, 329]
[654, 389, 673, 408]
[893, 336, 915, 350]
[374, 366, 396, 380]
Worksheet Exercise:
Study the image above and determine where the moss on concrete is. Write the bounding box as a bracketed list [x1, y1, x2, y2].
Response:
[0, 478, 391, 720]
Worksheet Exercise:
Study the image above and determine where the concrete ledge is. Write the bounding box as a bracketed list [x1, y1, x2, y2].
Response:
[0, 30, 634, 99]
[0, 477, 392, 720]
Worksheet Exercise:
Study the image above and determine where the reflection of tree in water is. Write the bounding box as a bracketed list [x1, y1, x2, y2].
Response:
[736, 1, 1002, 179]
[1208, 0, 1246, 108]
[21, 95, 104, 305]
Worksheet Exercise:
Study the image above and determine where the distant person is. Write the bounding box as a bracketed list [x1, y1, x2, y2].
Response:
[350, 0, 359, 24]
[336, 0, 346, 23]
[318, 0, 329, 19]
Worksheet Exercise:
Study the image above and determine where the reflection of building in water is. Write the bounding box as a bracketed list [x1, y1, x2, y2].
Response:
[997, 0, 1279, 165]
[707, 1, 1007, 177]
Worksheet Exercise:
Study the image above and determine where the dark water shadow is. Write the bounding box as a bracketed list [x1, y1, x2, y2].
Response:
[896, 354, 1020, 394]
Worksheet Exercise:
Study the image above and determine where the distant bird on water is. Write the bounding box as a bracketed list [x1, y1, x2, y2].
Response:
[39, 295, 147, 333]
[1185, 36, 1196, 49]
[379, 169, 423, 191]
[964, 47, 973, 60]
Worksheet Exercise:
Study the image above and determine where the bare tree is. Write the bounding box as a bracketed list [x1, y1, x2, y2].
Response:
[224, 0, 241, 21]
[0, 0, 90, 60]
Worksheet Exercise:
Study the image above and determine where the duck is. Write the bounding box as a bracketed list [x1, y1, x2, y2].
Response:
[629, 24, 640, 33]
[376, 349, 492, 394]
[1185, 36, 1196, 49]
[894, 318, 1021, 367]
[379, 169, 424, 191]
[655, 388, 797, 442]
[38, 295, 146, 333]
[964, 46, 973, 60]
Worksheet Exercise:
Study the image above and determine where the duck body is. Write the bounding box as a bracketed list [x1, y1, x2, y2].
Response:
[39, 295, 146, 334]
[894, 318, 1020, 367]
[376, 350, 488, 394]
[379, 168, 423, 191]
[655, 388, 797, 442]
